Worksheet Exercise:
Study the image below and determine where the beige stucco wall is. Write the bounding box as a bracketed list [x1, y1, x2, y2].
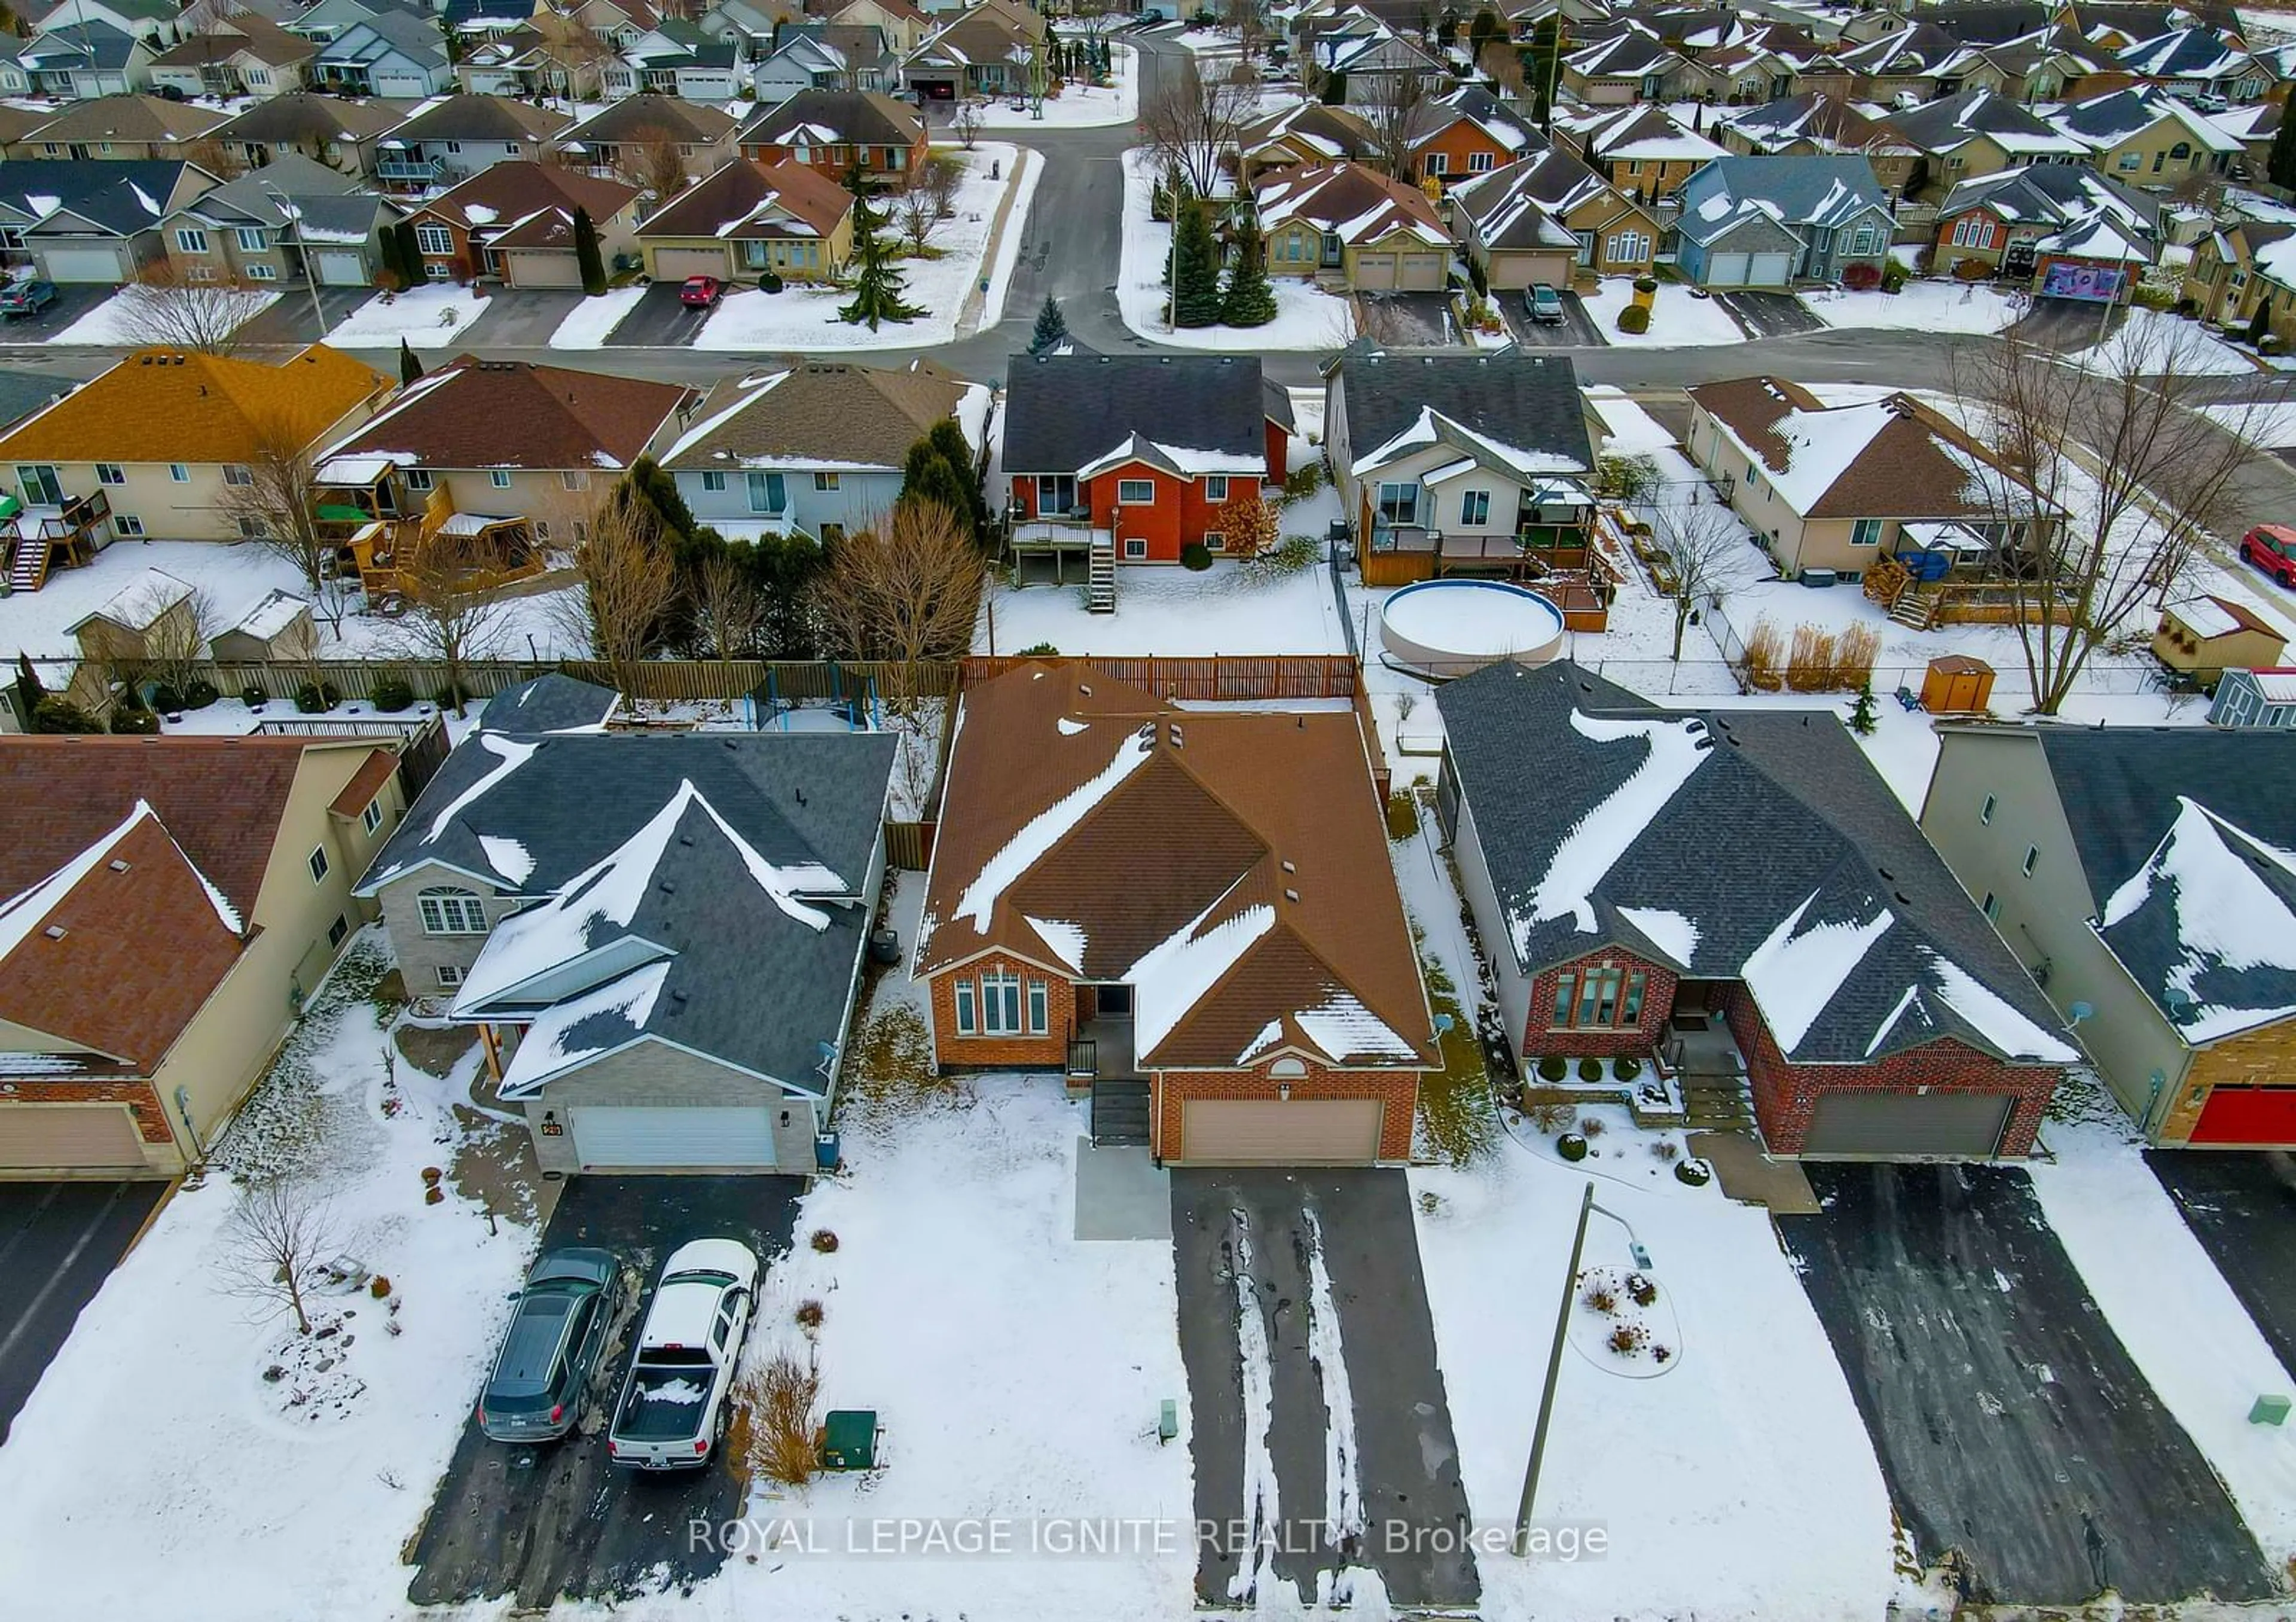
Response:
[1687, 400, 1822, 571]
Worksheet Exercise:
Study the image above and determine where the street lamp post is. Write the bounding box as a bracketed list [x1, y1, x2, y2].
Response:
[261, 182, 328, 342]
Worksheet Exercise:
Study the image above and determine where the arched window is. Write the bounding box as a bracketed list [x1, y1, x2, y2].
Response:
[1270, 1057, 1308, 1079]
[417, 886, 488, 935]
[2171, 141, 2192, 161]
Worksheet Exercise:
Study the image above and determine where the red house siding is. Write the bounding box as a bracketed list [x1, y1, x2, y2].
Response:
[1720, 984, 2059, 1155]
[1522, 946, 1678, 1059]
[1010, 422, 1283, 563]
[1155, 1060, 1421, 1161]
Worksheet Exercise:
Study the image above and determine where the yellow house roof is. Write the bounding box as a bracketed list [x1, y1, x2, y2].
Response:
[0, 344, 387, 467]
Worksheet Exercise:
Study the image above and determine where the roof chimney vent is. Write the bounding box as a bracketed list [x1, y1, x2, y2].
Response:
[1281, 859, 1296, 874]
[1284, 888, 1300, 903]
[1167, 722, 1182, 746]
[41, 925, 65, 940]
[108, 859, 130, 872]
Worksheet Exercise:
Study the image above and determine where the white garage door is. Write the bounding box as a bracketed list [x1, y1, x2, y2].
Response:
[313, 249, 367, 286]
[572, 1105, 777, 1170]
[1802, 1092, 2013, 1158]
[507, 251, 582, 289]
[1400, 252, 1447, 289]
[1354, 251, 1397, 290]
[41, 246, 126, 283]
[654, 247, 729, 281]
[0, 1103, 149, 1170]
[1702, 251, 1748, 286]
[1748, 250, 1794, 286]
[1180, 1098, 1382, 1165]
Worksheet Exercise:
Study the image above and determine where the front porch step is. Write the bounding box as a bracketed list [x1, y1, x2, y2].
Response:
[1679, 1074, 1755, 1129]
[1086, 535, 1116, 614]
[1091, 1078, 1150, 1147]
[8, 536, 50, 593]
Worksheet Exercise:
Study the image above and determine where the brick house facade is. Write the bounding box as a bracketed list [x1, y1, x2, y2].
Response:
[925, 949, 1076, 1069]
[1523, 946, 1680, 1059]
[1155, 1060, 1419, 1163]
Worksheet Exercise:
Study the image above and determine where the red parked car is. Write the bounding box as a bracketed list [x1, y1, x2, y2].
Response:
[2241, 523, 2296, 587]
[678, 275, 723, 309]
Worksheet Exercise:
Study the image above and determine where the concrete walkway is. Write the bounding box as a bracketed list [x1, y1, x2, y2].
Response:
[1689, 1129, 1819, 1215]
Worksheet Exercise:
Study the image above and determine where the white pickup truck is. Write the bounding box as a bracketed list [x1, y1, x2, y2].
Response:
[605, 1239, 758, 1471]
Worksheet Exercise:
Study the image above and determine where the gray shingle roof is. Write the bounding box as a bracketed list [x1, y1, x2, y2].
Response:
[475, 673, 622, 734]
[1336, 350, 1592, 475]
[1002, 353, 1275, 475]
[0, 160, 193, 236]
[1438, 661, 2072, 1065]
[1674, 156, 1889, 245]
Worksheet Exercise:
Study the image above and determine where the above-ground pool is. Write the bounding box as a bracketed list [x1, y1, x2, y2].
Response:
[1379, 579, 1568, 678]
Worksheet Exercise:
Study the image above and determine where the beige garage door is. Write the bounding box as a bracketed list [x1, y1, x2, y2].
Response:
[507, 251, 582, 289]
[0, 1104, 149, 1170]
[1181, 1098, 1382, 1165]
[1401, 252, 1447, 290]
[653, 246, 729, 281]
[1803, 1091, 2013, 1158]
[1354, 251, 1397, 290]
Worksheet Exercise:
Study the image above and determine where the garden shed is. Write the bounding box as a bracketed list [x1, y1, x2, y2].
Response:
[1920, 654, 1995, 714]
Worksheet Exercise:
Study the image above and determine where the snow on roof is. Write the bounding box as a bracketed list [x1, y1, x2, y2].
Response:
[80, 567, 194, 632]
[1511, 710, 1711, 954]
[2100, 795, 2296, 1041]
[1126, 883, 1277, 1056]
[953, 721, 1156, 931]
[1024, 914, 1086, 971]
[496, 958, 670, 1095]
[1918, 946, 2077, 1062]
[1351, 403, 1590, 481]
[317, 453, 401, 483]
[1740, 892, 1895, 1051]
[230, 588, 307, 641]
[2239, 668, 2296, 702]
[1293, 989, 1415, 1062]
[477, 833, 535, 887]
[1237, 1017, 1284, 1065]
[424, 732, 539, 843]
[1616, 904, 1700, 969]
[1075, 431, 1265, 481]
[0, 801, 144, 962]
[2170, 594, 2244, 639]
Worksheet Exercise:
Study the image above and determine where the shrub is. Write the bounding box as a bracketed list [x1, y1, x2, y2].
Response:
[1651, 1138, 1680, 1161]
[1632, 273, 1658, 294]
[1741, 616, 1785, 690]
[795, 1300, 824, 1330]
[371, 675, 414, 713]
[1952, 256, 1989, 282]
[1614, 1055, 1642, 1081]
[294, 681, 340, 714]
[1016, 641, 1060, 656]
[1283, 460, 1324, 499]
[2173, 295, 2198, 318]
[1616, 302, 1651, 335]
[1557, 1131, 1589, 1161]
[2130, 283, 2174, 312]
[33, 696, 101, 733]
[1574, 1057, 1601, 1083]
[737, 1351, 822, 1487]
[1628, 1272, 1659, 1307]
[1180, 541, 1214, 571]
[759, 270, 784, 294]
[183, 679, 218, 710]
[1578, 1114, 1604, 1137]
[109, 706, 160, 734]
[1241, 533, 1318, 579]
[1841, 261, 1882, 291]
[1537, 1054, 1568, 1082]
[809, 1228, 839, 1254]
[1598, 452, 1663, 504]
[1607, 1322, 1648, 1356]
[1651, 1343, 1674, 1364]
[1880, 260, 1908, 294]
[241, 684, 268, 709]
[148, 682, 182, 715]
[1384, 789, 1419, 840]
[368, 1275, 393, 1298]
[431, 684, 465, 712]
[1526, 1100, 1575, 1131]
[1583, 1279, 1619, 1313]
[1675, 1157, 1713, 1187]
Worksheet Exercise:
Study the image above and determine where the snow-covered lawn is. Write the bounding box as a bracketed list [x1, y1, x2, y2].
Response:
[0, 935, 536, 1621]
[1580, 278, 1744, 347]
[1806, 278, 2028, 336]
[980, 554, 1349, 656]
[692, 143, 1037, 351]
[2067, 304, 2261, 376]
[47, 285, 279, 347]
[546, 283, 647, 348]
[0, 536, 590, 660]
[2205, 397, 2296, 446]
[972, 42, 1138, 127]
[326, 283, 490, 350]
[2031, 1094, 2296, 1574]
[1116, 151, 1356, 351]
[1413, 1134, 1897, 1620]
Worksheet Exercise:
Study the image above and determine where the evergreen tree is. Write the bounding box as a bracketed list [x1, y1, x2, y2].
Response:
[398, 337, 422, 385]
[900, 438, 972, 524]
[2252, 300, 2273, 348]
[927, 417, 988, 534]
[1028, 292, 1069, 353]
[840, 193, 923, 328]
[614, 455, 697, 542]
[1171, 198, 1223, 327]
[376, 221, 407, 289]
[2271, 105, 2296, 190]
[1848, 679, 1877, 737]
[1220, 209, 1277, 327]
[1320, 68, 1348, 103]
[393, 221, 423, 287]
[573, 205, 607, 295]
[13, 651, 44, 733]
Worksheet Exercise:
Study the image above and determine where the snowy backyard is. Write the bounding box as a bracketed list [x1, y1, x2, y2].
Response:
[971, 42, 1138, 128]
[1116, 151, 1358, 352]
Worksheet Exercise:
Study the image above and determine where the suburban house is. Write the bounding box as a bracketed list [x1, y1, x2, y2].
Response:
[0, 345, 389, 562]
[828, 0, 931, 55]
[602, 21, 745, 99]
[0, 22, 157, 102]
[1253, 162, 1450, 292]
[157, 153, 402, 290]
[2112, 25, 2264, 102]
[1324, 349, 1601, 589]
[1720, 91, 1921, 201]
[316, 358, 700, 541]
[1932, 161, 2158, 298]
[1235, 101, 1376, 185]
[2051, 84, 2239, 180]
[751, 26, 890, 100]
[2153, 595, 2287, 687]
[353, 713, 896, 1174]
[1439, 661, 2077, 1157]
[1451, 148, 1661, 287]
[1561, 24, 1688, 105]
[2207, 668, 2296, 730]
[660, 358, 977, 541]
[451, 25, 580, 100]
[0, 734, 410, 1176]
[636, 157, 854, 284]
[311, 11, 454, 97]
[2182, 216, 2296, 325]
[1303, 21, 1446, 108]
[402, 162, 641, 287]
[1001, 353, 1289, 584]
[735, 88, 928, 184]
[208, 92, 413, 176]
[1554, 103, 1727, 205]
[1838, 20, 1969, 103]
[0, 160, 220, 285]
[1922, 725, 2296, 1148]
[558, 94, 740, 185]
[147, 10, 315, 100]
[1683, 376, 2060, 588]
[7, 95, 226, 162]
[915, 661, 1434, 1166]
[1405, 84, 1538, 190]
[898, 4, 1041, 100]
[1879, 86, 2090, 197]
[1670, 155, 1895, 288]
[374, 94, 572, 191]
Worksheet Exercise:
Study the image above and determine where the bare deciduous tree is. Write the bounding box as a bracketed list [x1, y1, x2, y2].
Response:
[1650, 496, 1754, 662]
[1140, 59, 1260, 197]
[555, 496, 677, 697]
[811, 501, 984, 691]
[619, 126, 690, 202]
[923, 153, 961, 219]
[392, 530, 514, 717]
[893, 165, 942, 255]
[114, 263, 265, 356]
[1480, 37, 1525, 97]
[82, 580, 215, 701]
[1216, 487, 1282, 558]
[216, 1178, 343, 1337]
[1947, 322, 2268, 713]
[221, 422, 333, 592]
[694, 549, 762, 658]
[952, 99, 984, 150]
[1366, 65, 1440, 182]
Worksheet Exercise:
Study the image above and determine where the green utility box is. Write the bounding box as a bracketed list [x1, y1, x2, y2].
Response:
[819, 1409, 880, 1471]
[2251, 1394, 2291, 1427]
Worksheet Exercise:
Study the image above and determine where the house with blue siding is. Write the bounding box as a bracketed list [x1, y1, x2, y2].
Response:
[1672, 155, 1894, 288]
[662, 359, 985, 542]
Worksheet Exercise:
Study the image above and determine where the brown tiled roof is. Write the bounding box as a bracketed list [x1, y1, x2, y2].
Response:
[918, 664, 1433, 1071]
[640, 157, 851, 242]
[22, 94, 227, 147]
[413, 161, 639, 248]
[665, 358, 963, 471]
[212, 92, 415, 145]
[387, 94, 571, 145]
[567, 95, 738, 147]
[151, 13, 315, 68]
[0, 344, 387, 468]
[323, 358, 697, 473]
[328, 748, 398, 819]
[0, 809, 246, 1072]
[738, 88, 923, 149]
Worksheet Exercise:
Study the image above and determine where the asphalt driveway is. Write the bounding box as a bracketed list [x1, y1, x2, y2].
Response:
[1716, 289, 1825, 339]
[229, 285, 371, 347]
[2148, 1150, 2296, 1377]
[1782, 1163, 2275, 1606]
[1170, 1169, 1477, 1611]
[2008, 295, 2122, 352]
[0, 283, 120, 344]
[405, 1174, 803, 1609]
[606, 283, 716, 347]
[0, 1179, 165, 1446]
[1360, 291, 1460, 347]
[1501, 287, 1604, 348]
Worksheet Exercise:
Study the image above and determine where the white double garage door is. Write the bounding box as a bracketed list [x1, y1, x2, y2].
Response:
[1352, 250, 1448, 292]
[1701, 249, 1795, 289]
[571, 1105, 781, 1171]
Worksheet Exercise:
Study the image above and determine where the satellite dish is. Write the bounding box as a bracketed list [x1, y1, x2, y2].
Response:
[2067, 1001, 2094, 1025]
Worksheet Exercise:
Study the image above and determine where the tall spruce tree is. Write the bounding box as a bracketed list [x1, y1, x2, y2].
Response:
[393, 220, 423, 287]
[1220, 210, 1277, 327]
[2271, 106, 2296, 190]
[376, 220, 407, 289]
[1171, 199, 1223, 327]
[1028, 292, 1069, 352]
[573, 205, 607, 295]
[839, 192, 923, 329]
[398, 337, 423, 385]
[927, 417, 987, 534]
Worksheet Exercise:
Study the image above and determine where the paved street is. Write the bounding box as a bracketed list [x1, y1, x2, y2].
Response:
[0, 1180, 165, 1445]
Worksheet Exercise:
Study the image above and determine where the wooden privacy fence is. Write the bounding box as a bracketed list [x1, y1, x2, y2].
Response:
[190, 658, 962, 706]
[883, 821, 936, 871]
[960, 654, 1359, 699]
